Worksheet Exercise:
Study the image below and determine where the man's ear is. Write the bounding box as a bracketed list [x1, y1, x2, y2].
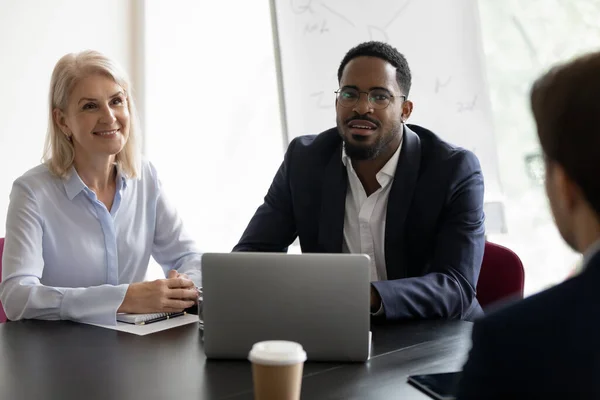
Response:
[553, 164, 579, 212]
[401, 100, 413, 122]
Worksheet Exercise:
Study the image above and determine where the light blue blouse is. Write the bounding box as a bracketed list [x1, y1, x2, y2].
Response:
[0, 160, 202, 325]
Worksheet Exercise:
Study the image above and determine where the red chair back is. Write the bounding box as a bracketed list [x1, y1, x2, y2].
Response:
[477, 241, 525, 309]
[0, 238, 6, 323]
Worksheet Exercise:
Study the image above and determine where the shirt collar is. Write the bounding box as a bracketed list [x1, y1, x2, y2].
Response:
[379, 137, 402, 178]
[63, 164, 128, 200]
[341, 132, 403, 178]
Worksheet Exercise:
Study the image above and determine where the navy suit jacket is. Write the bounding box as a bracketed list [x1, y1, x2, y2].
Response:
[458, 249, 600, 399]
[234, 124, 485, 321]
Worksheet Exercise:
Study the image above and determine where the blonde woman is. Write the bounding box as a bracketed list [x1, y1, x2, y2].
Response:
[0, 51, 201, 325]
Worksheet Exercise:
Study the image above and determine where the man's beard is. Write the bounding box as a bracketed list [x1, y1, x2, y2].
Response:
[338, 119, 403, 160]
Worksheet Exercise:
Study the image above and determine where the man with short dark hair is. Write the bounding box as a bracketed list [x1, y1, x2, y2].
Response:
[235, 41, 485, 321]
[458, 51, 600, 398]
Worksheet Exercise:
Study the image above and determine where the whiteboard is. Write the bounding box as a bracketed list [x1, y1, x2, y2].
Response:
[271, 0, 505, 232]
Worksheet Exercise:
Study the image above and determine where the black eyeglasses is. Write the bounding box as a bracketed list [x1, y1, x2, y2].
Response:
[335, 87, 405, 110]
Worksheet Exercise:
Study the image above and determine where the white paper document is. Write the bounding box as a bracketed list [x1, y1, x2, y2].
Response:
[87, 313, 199, 336]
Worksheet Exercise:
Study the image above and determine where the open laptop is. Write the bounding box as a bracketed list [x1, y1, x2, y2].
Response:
[201, 252, 371, 362]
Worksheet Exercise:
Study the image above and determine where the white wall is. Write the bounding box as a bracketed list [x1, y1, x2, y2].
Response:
[144, 0, 284, 253]
[0, 0, 133, 237]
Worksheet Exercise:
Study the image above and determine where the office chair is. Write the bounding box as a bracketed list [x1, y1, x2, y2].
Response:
[476, 241, 525, 309]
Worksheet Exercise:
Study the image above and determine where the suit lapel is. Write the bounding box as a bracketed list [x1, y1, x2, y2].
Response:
[385, 125, 422, 279]
[318, 143, 347, 253]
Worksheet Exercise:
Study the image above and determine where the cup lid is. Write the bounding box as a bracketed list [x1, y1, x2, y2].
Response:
[248, 340, 307, 365]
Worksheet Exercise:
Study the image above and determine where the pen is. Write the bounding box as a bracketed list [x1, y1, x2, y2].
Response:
[136, 311, 186, 325]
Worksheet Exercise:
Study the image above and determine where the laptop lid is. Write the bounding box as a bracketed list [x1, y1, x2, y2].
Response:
[201, 252, 371, 362]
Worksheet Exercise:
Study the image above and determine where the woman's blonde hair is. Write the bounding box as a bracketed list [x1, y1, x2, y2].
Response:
[43, 50, 141, 178]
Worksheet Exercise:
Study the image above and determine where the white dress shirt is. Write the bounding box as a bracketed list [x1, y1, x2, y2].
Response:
[341, 138, 403, 282]
[0, 160, 202, 325]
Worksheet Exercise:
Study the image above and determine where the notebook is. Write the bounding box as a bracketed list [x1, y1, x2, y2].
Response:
[116, 311, 185, 325]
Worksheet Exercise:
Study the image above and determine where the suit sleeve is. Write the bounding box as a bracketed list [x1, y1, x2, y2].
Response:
[457, 319, 509, 399]
[372, 150, 485, 320]
[233, 139, 299, 252]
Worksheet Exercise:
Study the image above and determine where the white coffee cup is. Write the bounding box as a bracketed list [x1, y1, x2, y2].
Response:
[248, 341, 307, 400]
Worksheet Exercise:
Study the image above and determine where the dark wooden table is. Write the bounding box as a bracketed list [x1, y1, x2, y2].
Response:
[0, 319, 472, 400]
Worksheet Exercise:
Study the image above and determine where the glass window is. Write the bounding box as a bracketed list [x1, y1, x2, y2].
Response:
[478, 0, 600, 294]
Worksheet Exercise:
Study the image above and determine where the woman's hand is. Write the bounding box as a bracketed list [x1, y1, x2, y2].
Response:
[118, 276, 198, 314]
[167, 269, 189, 280]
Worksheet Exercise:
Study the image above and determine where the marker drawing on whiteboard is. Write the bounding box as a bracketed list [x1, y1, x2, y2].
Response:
[311, 91, 334, 109]
[319, 1, 355, 27]
[291, 0, 315, 15]
[457, 95, 478, 112]
[384, 0, 412, 29]
[368, 26, 389, 42]
[434, 77, 452, 93]
[367, 0, 411, 43]
[305, 19, 329, 34]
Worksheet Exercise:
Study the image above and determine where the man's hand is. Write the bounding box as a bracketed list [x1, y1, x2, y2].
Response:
[370, 285, 382, 313]
[118, 277, 198, 314]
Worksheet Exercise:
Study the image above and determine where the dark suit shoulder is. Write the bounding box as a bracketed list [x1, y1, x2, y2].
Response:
[459, 260, 600, 398]
[477, 266, 597, 345]
[288, 128, 341, 161]
[406, 124, 471, 156]
[406, 124, 481, 173]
